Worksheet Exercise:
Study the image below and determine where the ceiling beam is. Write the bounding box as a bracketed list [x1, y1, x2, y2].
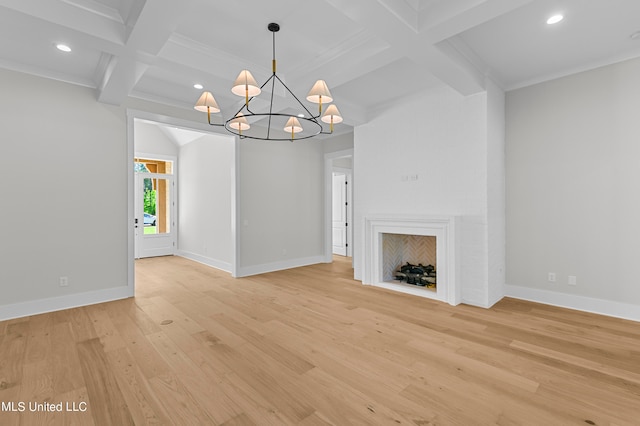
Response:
[421, 0, 536, 43]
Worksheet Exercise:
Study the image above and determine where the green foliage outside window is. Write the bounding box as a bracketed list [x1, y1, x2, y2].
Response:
[144, 188, 156, 215]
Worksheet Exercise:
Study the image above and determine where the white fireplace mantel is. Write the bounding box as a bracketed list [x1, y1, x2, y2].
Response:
[364, 215, 460, 306]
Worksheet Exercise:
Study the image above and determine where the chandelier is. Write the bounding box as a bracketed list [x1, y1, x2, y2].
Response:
[194, 23, 343, 141]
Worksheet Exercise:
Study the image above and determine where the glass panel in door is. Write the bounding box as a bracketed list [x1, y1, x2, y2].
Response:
[143, 177, 171, 235]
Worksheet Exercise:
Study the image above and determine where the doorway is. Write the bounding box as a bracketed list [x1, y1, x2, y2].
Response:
[324, 149, 354, 261]
[127, 111, 239, 296]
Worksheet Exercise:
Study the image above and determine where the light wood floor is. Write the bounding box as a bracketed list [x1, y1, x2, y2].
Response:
[1, 256, 639, 425]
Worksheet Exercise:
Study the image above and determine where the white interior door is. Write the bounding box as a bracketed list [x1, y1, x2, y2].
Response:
[135, 173, 176, 258]
[332, 172, 347, 256]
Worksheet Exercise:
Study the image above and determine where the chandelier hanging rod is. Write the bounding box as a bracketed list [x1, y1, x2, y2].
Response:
[194, 22, 343, 141]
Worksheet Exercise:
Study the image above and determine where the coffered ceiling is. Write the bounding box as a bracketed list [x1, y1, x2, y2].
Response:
[1, 0, 639, 131]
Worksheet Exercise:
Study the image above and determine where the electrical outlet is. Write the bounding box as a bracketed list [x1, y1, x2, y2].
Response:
[59, 276, 68, 287]
[568, 276, 577, 286]
[548, 273, 556, 283]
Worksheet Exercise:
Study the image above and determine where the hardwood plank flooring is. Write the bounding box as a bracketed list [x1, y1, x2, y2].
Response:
[1, 255, 639, 425]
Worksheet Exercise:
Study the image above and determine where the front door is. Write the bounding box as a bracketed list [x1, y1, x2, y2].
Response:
[135, 173, 176, 258]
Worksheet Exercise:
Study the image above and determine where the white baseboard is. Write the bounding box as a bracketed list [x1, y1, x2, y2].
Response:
[176, 250, 232, 273]
[505, 284, 640, 322]
[236, 255, 326, 277]
[0, 285, 133, 322]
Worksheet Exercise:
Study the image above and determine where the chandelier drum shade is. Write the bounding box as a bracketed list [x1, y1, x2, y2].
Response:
[194, 23, 343, 141]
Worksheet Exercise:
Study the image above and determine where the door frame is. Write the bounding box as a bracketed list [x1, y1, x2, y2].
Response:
[323, 148, 354, 263]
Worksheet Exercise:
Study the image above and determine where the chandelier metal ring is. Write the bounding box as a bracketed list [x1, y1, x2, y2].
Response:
[224, 113, 323, 141]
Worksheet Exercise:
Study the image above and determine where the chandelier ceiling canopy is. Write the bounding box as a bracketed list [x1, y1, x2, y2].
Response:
[194, 23, 343, 141]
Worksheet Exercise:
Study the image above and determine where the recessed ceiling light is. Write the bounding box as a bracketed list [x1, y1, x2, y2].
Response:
[193, 83, 203, 90]
[297, 113, 305, 118]
[546, 14, 564, 25]
[56, 43, 72, 52]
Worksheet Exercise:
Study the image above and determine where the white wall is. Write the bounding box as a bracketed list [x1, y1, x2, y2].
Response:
[134, 121, 179, 157]
[354, 84, 504, 307]
[506, 57, 640, 320]
[333, 157, 352, 169]
[178, 134, 235, 271]
[237, 139, 325, 275]
[0, 68, 131, 319]
[323, 131, 354, 154]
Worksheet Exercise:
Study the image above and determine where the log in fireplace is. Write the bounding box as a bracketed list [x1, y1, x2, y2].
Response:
[394, 262, 436, 288]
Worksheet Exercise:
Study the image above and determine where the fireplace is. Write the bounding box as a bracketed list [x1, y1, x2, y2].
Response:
[364, 215, 459, 305]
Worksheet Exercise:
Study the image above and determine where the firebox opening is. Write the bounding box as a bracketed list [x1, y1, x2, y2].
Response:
[382, 233, 437, 292]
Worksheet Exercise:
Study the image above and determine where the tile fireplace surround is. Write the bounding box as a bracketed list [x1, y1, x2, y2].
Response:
[363, 215, 460, 305]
